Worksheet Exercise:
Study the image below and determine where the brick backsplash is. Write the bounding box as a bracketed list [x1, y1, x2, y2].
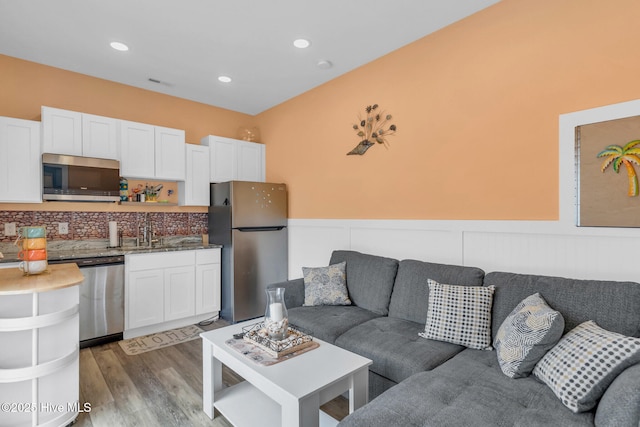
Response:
[0, 210, 208, 242]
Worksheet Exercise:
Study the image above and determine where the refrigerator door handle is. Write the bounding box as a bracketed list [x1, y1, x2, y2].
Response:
[236, 226, 285, 232]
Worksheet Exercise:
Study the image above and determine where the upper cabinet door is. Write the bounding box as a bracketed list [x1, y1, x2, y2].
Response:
[41, 106, 82, 156]
[155, 126, 185, 181]
[0, 117, 41, 203]
[119, 120, 155, 178]
[178, 144, 210, 206]
[236, 140, 265, 182]
[82, 113, 119, 160]
[201, 135, 265, 183]
[202, 135, 235, 182]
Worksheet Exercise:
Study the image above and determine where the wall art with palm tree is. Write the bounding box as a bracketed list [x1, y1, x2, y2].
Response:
[597, 140, 640, 196]
[578, 116, 640, 227]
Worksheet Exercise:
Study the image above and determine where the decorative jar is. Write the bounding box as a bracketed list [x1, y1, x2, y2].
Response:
[264, 287, 288, 341]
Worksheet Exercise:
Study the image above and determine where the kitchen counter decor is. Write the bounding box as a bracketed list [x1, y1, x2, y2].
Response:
[16, 226, 48, 275]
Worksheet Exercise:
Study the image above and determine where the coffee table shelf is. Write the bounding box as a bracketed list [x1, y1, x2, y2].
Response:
[215, 382, 280, 426]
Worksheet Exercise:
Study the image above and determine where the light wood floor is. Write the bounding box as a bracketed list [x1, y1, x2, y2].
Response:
[75, 320, 349, 426]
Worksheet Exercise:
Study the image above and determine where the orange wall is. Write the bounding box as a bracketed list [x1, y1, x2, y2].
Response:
[0, 54, 254, 144]
[257, 0, 640, 220]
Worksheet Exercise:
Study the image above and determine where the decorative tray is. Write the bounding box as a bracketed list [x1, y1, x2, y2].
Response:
[241, 322, 314, 358]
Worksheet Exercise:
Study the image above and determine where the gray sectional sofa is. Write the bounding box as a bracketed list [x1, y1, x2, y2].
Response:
[269, 250, 640, 427]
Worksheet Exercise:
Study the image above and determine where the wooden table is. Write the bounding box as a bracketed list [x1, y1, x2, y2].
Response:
[201, 320, 372, 427]
[0, 264, 84, 427]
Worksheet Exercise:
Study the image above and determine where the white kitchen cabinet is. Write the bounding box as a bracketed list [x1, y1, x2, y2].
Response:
[178, 143, 210, 206]
[236, 139, 265, 182]
[164, 266, 195, 321]
[42, 107, 119, 159]
[120, 121, 185, 180]
[119, 120, 156, 178]
[155, 126, 186, 180]
[82, 113, 119, 159]
[196, 249, 221, 315]
[0, 117, 41, 203]
[125, 249, 220, 338]
[201, 135, 265, 183]
[41, 106, 83, 156]
[204, 135, 235, 182]
[127, 269, 165, 329]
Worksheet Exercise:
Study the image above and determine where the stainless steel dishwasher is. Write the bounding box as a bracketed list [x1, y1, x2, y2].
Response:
[49, 255, 125, 348]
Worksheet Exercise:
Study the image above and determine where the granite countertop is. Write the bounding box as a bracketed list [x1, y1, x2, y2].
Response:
[46, 243, 223, 262]
[0, 236, 222, 264]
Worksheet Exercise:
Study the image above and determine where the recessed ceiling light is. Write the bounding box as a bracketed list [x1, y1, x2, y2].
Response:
[110, 41, 129, 52]
[293, 39, 311, 49]
[218, 76, 232, 83]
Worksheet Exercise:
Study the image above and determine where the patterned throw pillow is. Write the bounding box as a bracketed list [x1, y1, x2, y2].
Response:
[419, 279, 495, 350]
[494, 293, 565, 378]
[533, 320, 640, 413]
[302, 261, 351, 306]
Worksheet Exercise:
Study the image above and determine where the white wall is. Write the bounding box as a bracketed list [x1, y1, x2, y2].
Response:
[287, 100, 640, 284]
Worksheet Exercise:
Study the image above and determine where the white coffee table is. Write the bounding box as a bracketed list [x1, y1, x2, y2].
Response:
[201, 320, 372, 427]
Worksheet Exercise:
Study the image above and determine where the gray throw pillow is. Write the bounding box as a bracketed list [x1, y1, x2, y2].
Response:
[494, 293, 565, 378]
[533, 320, 640, 413]
[302, 261, 351, 306]
[419, 279, 495, 350]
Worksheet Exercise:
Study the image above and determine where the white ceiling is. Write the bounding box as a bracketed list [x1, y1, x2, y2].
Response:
[0, 0, 499, 115]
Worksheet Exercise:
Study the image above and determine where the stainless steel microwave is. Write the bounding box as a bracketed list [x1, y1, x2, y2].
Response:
[42, 153, 121, 202]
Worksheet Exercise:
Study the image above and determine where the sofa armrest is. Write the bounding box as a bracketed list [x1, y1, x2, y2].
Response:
[267, 278, 305, 308]
[595, 363, 640, 427]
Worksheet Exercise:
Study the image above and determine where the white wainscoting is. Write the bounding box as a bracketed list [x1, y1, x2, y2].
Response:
[287, 99, 640, 284]
[287, 219, 640, 284]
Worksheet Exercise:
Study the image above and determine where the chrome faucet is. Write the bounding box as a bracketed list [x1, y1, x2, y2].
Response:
[137, 213, 159, 247]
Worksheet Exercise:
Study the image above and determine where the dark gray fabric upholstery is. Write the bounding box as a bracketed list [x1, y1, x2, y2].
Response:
[595, 363, 640, 427]
[339, 349, 595, 427]
[335, 317, 464, 384]
[388, 259, 485, 324]
[369, 371, 397, 400]
[485, 272, 640, 339]
[287, 305, 381, 344]
[267, 278, 305, 308]
[329, 250, 399, 315]
[275, 254, 640, 425]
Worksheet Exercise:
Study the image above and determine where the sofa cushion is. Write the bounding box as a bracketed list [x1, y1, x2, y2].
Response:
[338, 349, 594, 427]
[485, 272, 640, 339]
[335, 316, 465, 384]
[287, 305, 381, 344]
[533, 320, 640, 413]
[419, 280, 495, 350]
[388, 259, 485, 324]
[595, 363, 640, 427]
[302, 261, 351, 306]
[329, 250, 399, 315]
[494, 292, 565, 378]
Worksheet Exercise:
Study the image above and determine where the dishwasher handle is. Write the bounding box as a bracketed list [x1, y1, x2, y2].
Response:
[50, 256, 124, 266]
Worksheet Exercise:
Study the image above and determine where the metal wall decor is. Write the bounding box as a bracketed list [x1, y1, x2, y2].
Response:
[597, 140, 640, 197]
[347, 104, 397, 155]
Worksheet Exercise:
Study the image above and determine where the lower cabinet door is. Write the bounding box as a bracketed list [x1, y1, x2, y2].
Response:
[128, 270, 164, 329]
[196, 263, 221, 315]
[164, 266, 196, 321]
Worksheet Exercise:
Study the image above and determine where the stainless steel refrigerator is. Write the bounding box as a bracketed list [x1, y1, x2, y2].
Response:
[209, 181, 288, 323]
